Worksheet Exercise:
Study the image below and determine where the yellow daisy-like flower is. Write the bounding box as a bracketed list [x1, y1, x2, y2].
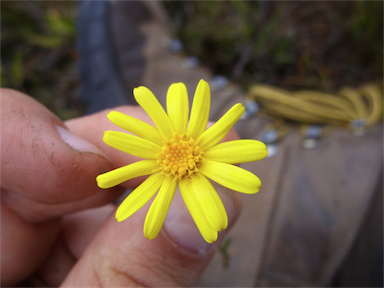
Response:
[97, 79, 267, 243]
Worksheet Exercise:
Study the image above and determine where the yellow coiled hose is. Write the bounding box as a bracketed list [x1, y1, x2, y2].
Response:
[248, 83, 383, 140]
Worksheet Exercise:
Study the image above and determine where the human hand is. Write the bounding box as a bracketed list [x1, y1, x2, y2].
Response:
[1, 89, 242, 287]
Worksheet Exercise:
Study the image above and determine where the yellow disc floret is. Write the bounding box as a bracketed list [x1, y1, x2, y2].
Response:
[158, 132, 203, 179]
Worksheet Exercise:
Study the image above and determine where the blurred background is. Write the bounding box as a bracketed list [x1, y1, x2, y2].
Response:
[1, 1, 383, 119]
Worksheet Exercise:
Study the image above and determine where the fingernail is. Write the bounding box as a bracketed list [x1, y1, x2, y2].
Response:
[57, 126, 108, 159]
[163, 186, 238, 254]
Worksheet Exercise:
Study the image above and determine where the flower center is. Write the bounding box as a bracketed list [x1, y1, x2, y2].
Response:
[158, 133, 203, 179]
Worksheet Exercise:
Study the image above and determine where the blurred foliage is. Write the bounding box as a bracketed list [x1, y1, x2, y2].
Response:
[164, 1, 383, 91]
[1, 1, 81, 119]
[1, 1, 382, 120]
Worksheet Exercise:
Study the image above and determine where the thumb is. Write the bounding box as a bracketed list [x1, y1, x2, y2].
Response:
[1, 89, 122, 286]
[61, 185, 241, 287]
[1, 89, 122, 222]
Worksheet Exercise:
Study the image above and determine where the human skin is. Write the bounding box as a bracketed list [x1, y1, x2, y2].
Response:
[1, 89, 242, 287]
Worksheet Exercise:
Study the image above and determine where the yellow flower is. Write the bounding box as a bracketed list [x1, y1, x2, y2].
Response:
[97, 79, 268, 243]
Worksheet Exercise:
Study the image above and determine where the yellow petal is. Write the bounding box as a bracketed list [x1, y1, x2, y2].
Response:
[179, 177, 218, 243]
[187, 79, 210, 140]
[193, 173, 228, 231]
[107, 111, 163, 146]
[115, 173, 165, 222]
[143, 176, 177, 239]
[96, 160, 158, 189]
[103, 131, 160, 159]
[166, 83, 189, 134]
[204, 139, 268, 164]
[134, 86, 174, 141]
[199, 160, 261, 194]
[197, 103, 245, 151]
